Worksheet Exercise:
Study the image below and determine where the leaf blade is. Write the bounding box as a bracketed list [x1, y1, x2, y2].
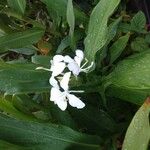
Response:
[122, 97, 150, 150]
[0, 27, 44, 52]
[84, 0, 120, 63]
[7, 0, 26, 15]
[0, 114, 102, 150]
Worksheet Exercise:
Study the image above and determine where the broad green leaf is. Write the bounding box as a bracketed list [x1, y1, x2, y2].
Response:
[122, 97, 150, 150]
[0, 97, 37, 121]
[32, 55, 51, 67]
[106, 85, 149, 105]
[9, 45, 38, 55]
[0, 62, 50, 94]
[106, 51, 150, 104]
[67, 0, 75, 47]
[0, 27, 44, 52]
[109, 33, 130, 64]
[131, 37, 150, 52]
[131, 11, 146, 33]
[7, 0, 26, 15]
[84, 0, 120, 63]
[0, 114, 102, 150]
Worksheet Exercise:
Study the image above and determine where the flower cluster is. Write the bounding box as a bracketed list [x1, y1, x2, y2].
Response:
[36, 50, 93, 111]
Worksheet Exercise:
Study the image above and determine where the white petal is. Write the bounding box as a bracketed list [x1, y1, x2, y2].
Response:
[49, 76, 59, 88]
[51, 62, 66, 76]
[56, 99, 67, 111]
[50, 87, 62, 102]
[64, 55, 74, 63]
[53, 55, 64, 63]
[74, 56, 82, 66]
[67, 94, 85, 109]
[75, 50, 84, 59]
[68, 62, 80, 76]
[60, 72, 71, 91]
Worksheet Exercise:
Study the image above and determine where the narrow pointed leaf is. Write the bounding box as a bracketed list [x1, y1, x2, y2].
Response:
[0, 27, 44, 52]
[109, 33, 130, 64]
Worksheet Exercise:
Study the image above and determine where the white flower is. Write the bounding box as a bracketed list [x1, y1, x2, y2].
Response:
[50, 55, 66, 76]
[50, 72, 85, 111]
[36, 55, 66, 77]
[64, 49, 94, 76]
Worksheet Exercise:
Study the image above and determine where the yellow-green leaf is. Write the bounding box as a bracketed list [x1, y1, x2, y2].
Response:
[122, 97, 150, 150]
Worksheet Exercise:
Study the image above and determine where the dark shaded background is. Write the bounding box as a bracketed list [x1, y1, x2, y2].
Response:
[127, 0, 150, 24]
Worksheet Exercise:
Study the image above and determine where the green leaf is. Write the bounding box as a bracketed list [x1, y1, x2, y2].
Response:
[41, 0, 87, 26]
[84, 0, 120, 63]
[145, 33, 150, 44]
[131, 37, 150, 52]
[7, 0, 26, 15]
[56, 36, 70, 53]
[69, 104, 116, 138]
[96, 17, 122, 67]
[119, 23, 132, 33]
[107, 17, 122, 43]
[9, 45, 38, 55]
[67, 0, 75, 47]
[109, 33, 130, 64]
[0, 114, 102, 150]
[106, 51, 150, 104]
[0, 97, 37, 121]
[12, 94, 51, 121]
[106, 85, 149, 105]
[130, 11, 146, 33]
[0, 140, 26, 150]
[31, 55, 51, 67]
[122, 98, 150, 150]
[49, 104, 77, 129]
[0, 27, 44, 52]
[0, 62, 50, 94]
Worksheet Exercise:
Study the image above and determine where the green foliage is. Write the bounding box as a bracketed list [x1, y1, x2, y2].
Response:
[109, 33, 130, 64]
[108, 51, 150, 89]
[130, 11, 146, 33]
[0, 0, 150, 149]
[122, 98, 150, 150]
[106, 51, 150, 104]
[0, 96, 37, 121]
[84, 0, 120, 63]
[7, 0, 26, 15]
[0, 114, 102, 150]
[0, 62, 49, 94]
[131, 37, 150, 52]
[0, 27, 44, 52]
[41, 0, 87, 26]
